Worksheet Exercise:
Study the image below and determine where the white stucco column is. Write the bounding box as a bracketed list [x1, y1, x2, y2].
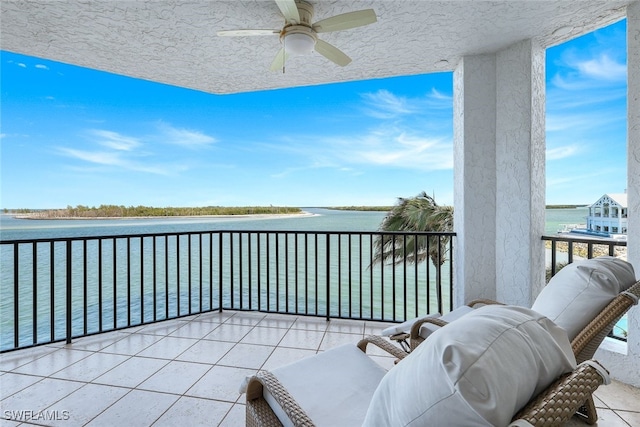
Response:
[495, 39, 546, 306]
[453, 40, 545, 308]
[595, 1, 640, 388]
[453, 55, 498, 307]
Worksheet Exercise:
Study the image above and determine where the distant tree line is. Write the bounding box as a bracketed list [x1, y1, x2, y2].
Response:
[327, 206, 393, 212]
[15, 205, 302, 218]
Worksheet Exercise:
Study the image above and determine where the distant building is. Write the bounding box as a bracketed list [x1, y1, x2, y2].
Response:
[586, 193, 628, 236]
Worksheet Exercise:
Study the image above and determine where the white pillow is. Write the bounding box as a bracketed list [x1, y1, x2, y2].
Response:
[532, 256, 636, 340]
[363, 305, 576, 427]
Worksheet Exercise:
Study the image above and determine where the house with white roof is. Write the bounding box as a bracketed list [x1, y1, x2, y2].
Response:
[587, 193, 629, 236]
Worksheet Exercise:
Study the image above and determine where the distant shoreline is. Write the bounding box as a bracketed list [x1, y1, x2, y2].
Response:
[11, 211, 317, 221]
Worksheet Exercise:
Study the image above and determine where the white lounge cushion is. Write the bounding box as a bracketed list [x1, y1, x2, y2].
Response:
[265, 343, 387, 427]
[418, 305, 474, 339]
[532, 256, 636, 340]
[363, 305, 576, 427]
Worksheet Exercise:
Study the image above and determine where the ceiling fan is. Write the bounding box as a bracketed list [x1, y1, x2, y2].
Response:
[217, 0, 377, 71]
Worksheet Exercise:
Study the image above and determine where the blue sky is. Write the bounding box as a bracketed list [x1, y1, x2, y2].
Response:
[0, 19, 627, 209]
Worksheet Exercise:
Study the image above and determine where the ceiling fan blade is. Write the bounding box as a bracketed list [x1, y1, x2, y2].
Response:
[313, 9, 377, 33]
[270, 48, 289, 71]
[314, 39, 351, 66]
[217, 29, 279, 37]
[275, 0, 300, 23]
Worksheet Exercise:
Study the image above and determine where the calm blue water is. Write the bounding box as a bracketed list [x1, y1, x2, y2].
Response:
[0, 208, 387, 240]
[1, 206, 587, 240]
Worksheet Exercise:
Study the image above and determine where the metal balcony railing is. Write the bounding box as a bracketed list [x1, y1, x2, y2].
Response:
[0, 230, 455, 352]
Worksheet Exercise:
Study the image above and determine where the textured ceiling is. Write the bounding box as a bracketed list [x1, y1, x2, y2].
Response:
[0, 1, 633, 94]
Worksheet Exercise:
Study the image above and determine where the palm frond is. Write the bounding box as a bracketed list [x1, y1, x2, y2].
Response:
[371, 192, 453, 267]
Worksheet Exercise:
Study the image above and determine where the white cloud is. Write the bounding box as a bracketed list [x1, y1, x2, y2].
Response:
[270, 124, 452, 174]
[17, 63, 26, 68]
[89, 129, 141, 151]
[58, 147, 171, 175]
[360, 89, 418, 119]
[546, 145, 579, 160]
[35, 64, 49, 70]
[157, 122, 216, 148]
[575, 54, 626, 81]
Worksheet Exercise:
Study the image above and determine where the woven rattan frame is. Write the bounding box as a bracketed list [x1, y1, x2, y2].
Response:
[513, 361, 608, 426]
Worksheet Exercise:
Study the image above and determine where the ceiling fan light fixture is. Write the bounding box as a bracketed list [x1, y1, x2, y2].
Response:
[284, 32, 316, 55]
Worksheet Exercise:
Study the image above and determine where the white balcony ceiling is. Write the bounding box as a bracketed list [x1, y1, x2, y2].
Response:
[0, 0, 633, 95]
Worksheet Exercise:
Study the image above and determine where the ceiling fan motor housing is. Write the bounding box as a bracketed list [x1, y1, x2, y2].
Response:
[281, 1, 316, 54]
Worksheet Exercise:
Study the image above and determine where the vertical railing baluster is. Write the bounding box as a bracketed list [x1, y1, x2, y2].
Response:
[230, 233, 235, 309]
[338, 234, 342, 317]
[294, 234, 299, 314]
[165, 235, 169, 319]
[449, 235, 454, 312]
[359, 234, 363, 319]
[436, 236, 443, 315]
[314, 234, 318, 315]
[50, 241, 55, 341]
[153, 236, 157, 322]
[13, 243, 19, 348]
[83, 240, 88, 335]
[98, 239, 103, 332]
[177, 236, 181, 316]
[275, 233, 280, 312]
[284, 233, 289, 313]
[414, 233, 419, 317]
[113, 238, 117, 329]
[392, 236, 396, 321]
[402, 234, 407, 321]
[32, 242, 38, 344]
[199, 233, 203, 313]
[239, 232, 244, 309]
[188, 234, 192, 315]
[325, 234, 330, 321]
[66, 240, 72, 344]
[140, 237, 144, 324]
[218, 233, 223, 312]
[209, 232, 213, 311]
[348, 234, 352, 318]
[257, 233, 262, 311]
[248, 232, 253, 311]
[369, 234, 374, 319]
[304, 233, 309, 315]
[127, 238, 131, 326]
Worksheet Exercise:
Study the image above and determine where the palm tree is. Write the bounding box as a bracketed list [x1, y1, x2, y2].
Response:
[372, 191, 453, 267]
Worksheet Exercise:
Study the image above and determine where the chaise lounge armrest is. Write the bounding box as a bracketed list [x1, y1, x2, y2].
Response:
[357, 334, 410, 361]
[246, 370, 314, 427]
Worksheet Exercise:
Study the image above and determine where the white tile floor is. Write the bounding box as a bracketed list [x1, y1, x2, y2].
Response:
[1, 311, 638, 426]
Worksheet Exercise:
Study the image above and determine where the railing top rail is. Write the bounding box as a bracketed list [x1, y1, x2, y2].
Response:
[0, 230, 456, 245]
[541, 234, 627, 247]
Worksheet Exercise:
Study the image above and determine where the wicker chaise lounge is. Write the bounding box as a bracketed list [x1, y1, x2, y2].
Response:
[245, 338, 609, 427]
[393, 256, 640, 424]
[243, 305, 611, 427]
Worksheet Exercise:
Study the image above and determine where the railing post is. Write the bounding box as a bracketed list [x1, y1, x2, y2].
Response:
[66, 240, 72, 344]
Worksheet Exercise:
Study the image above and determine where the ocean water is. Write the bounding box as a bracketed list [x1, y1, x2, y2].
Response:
[0, 207, 387, 240]
[1, 206, 586, 240]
